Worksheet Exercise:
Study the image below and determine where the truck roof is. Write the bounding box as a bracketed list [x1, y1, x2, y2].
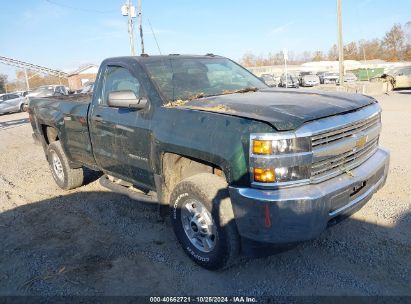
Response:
[103, 54, 225, 64]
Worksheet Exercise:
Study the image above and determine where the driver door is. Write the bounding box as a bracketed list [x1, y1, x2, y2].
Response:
[89, 65, 154, 189]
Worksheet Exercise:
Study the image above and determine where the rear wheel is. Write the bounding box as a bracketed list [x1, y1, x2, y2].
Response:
[47, 141, 84, 190]
[170, 173, 240, 270]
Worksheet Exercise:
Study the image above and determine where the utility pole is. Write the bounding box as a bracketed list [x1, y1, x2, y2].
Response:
[138, 0, 144, 54]
[24, 68, 30, 91]
[283, 48, 288, 88]
[121, 0, 136, 55]
[362, 46, 370, 81]
[337, 0, 344, 86]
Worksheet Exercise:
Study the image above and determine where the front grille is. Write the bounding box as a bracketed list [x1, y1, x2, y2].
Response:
[310, 113, 381, 183]
[311, 114, 380, 148]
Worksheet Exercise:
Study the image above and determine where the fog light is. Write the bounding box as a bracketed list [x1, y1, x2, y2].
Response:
[253, 140, 272, 155]
[254, 168, 275, 183]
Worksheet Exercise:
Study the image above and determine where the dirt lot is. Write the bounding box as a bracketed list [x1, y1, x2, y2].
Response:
[0, 90, 410, 296]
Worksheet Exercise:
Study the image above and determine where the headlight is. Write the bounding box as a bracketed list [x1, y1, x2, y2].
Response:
[252, 137, 311, 155]
[250, 134, 312, 186]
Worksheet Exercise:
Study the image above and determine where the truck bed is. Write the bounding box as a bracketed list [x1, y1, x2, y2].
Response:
[29, 93, 96, 167]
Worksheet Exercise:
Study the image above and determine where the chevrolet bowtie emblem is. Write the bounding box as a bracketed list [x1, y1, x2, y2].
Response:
[356, 135, 367, 149]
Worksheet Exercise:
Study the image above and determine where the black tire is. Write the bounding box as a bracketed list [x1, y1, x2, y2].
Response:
[47, 141, 84, 190]
[19, 104, 24, 112]
[170, 173, 240, 270]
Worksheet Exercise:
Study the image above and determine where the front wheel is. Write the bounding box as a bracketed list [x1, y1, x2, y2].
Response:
[47, 141, 84, 190]
[170, 173, 240, 270]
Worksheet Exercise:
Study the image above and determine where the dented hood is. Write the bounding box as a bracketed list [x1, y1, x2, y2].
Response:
[181, 88, 377, 131]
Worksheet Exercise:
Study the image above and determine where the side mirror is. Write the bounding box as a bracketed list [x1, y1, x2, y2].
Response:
[108, 90, 147, 110]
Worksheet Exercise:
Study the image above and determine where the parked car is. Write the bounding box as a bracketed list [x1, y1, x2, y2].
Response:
[0, 93, 26, 114]
[13, 90, 30, 97]
[278, 74, 299, 88]
[79, 81, 95, 94]
[260, 74, 277, 87]
[317, 71, 327, 84]
[392, 68, 411, 89]
[323, 72, 339, 84]
[344, 72, 358, 83]
[371, 68, 411, 90]
[25, 85, 68, 109]
[300, 74, 320, 87]
[26, 85, 67, 100]
[28, 54, 389, 270]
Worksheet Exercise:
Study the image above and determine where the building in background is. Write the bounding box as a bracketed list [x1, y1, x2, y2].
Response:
[67, 64, 98, 90]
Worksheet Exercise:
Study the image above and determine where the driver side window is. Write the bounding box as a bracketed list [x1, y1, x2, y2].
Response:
[102, 66, 141, 105]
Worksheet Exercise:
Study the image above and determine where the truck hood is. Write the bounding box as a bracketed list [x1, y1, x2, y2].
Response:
[179, 88, 376, 131]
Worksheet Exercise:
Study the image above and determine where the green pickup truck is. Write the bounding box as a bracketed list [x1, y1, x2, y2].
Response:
[29, 54, 390, 269]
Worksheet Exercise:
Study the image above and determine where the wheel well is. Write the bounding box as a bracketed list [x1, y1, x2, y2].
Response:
[42, 125, 59, 145]
[160, 153, 225, 205]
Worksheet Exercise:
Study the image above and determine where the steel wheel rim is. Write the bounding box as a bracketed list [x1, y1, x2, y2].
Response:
[51, 151, 64, 181]
[180, 198, 217, 253]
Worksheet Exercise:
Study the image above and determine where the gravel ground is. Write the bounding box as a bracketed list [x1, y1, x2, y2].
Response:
[0, 90, 410, 296]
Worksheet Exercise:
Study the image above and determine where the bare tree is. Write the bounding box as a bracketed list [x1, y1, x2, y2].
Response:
[328, 44, 338, 60]
[0, 74, 8, 93]
[344, 42, 359, 60]
[358, 39, 383, 60]
[405, 21, 411, 45]
[382, 24, 406, 61]
[312, 51, 325, 61]
[302, 51, 312, 62]
[240, 52, 257, 67]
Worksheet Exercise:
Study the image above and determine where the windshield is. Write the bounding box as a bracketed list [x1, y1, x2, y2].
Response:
[142, 57, 267, 102]
[283, 75, 297, 81]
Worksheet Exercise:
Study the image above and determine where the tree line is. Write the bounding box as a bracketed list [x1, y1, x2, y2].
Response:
[0, 71, 68, 94]
[240, 23, 411, 67]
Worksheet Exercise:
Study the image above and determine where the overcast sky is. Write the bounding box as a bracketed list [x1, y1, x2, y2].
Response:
[1, 0, 410, 80]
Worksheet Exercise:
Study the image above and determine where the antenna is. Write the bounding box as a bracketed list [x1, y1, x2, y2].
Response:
[138, 0, 145, 54]
[148, 18, 162, 55]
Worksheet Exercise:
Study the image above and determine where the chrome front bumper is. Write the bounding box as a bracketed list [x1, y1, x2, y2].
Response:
[229, 148, 390, 244]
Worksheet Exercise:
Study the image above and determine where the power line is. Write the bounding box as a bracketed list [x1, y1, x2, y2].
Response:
[0, 56, 68, 77]
[0, 55, 68, 91]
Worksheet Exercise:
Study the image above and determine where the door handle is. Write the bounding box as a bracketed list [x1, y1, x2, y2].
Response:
[94, 115, 103, 122]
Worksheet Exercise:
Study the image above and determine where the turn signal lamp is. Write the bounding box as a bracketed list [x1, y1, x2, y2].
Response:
[254, 168, 275, 183]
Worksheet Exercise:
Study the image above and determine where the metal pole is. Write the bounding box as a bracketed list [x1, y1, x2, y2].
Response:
[337, 0, 344, 86]
[24, 68, 30, 91]
[362, 47, 370, 81]
[138, 0, 144, 54]
[127, 0, 135, 56]
[285, 57, 288, 88]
